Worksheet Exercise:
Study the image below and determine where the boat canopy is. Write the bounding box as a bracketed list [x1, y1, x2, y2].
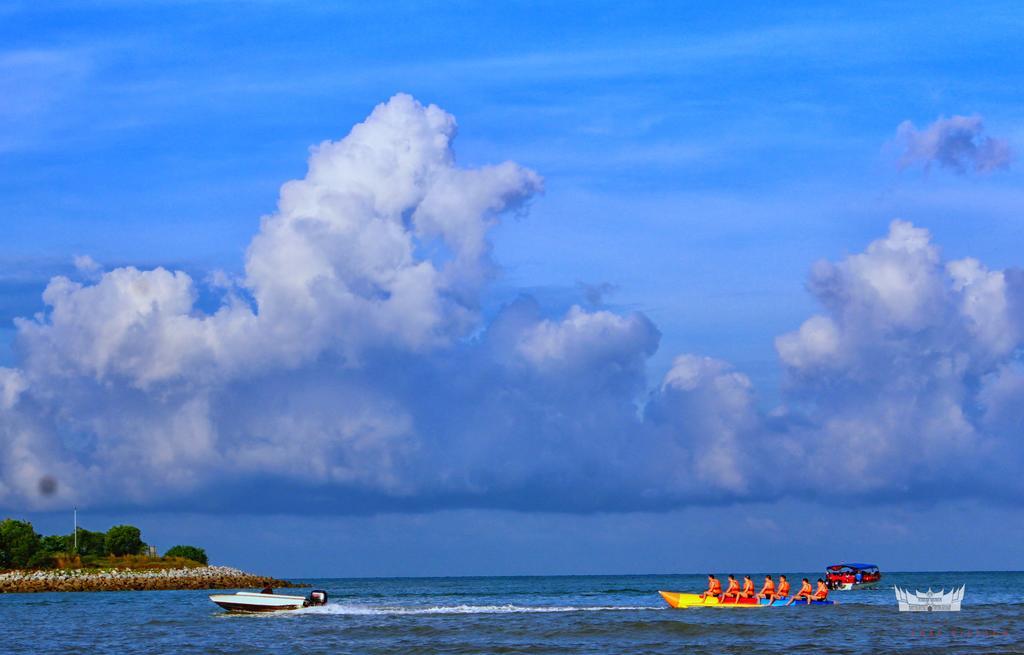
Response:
[827, 563, 878, 571]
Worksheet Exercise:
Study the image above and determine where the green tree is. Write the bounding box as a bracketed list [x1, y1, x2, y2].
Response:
[104, 525, 144, 556]
[164, 545, 208, 565]
[74, 528, 107, 557]
[0, 519, 42, 569]
[26, 550, 55, 569]
[39, 534, 71, 555]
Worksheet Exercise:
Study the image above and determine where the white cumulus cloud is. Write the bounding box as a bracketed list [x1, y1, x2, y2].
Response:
[1, 97, 1023, 514]
[775, 220, 1024, 496]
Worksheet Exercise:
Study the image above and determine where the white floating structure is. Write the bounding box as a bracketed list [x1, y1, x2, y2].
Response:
[894, 585, 964, 612]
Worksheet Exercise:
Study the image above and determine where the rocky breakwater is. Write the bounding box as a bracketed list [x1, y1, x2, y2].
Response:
[0, 566, 303, 593]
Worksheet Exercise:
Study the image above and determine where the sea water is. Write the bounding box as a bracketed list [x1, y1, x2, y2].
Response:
[5, 571, 1021, 653]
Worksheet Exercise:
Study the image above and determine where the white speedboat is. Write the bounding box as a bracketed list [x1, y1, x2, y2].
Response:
[210, 589, 328, 612]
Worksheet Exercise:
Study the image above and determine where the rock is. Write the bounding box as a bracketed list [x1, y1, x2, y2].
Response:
[0, 566, 302, 594]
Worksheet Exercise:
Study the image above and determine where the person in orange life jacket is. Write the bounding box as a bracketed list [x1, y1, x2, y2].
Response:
[786, 578, 814, 605]
[757, 575, 776, 601]
[812, 578, 829, 601]
[736, 575, 756, 602]
[775, 575, 791, 600]
[699, 574, 722, 600]
[722, 574, 741, 600]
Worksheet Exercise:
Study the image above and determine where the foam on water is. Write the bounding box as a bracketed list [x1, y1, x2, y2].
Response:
[299, 602, 665, 615]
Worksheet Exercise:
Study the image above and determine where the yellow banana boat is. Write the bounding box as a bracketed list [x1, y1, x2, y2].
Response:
[659, 591, 747, 607]
[658, 590, 834, 608]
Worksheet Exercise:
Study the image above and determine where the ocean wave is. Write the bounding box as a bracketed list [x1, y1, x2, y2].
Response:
[298, 603, 665, 615]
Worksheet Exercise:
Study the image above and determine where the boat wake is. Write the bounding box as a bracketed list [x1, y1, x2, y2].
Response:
[298, 603, 664, 615]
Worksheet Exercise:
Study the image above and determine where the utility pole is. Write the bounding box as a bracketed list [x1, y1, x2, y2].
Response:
[73, 506, 78, 553]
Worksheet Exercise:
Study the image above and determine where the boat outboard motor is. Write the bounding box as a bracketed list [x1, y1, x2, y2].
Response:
[305, 590, 328, 607]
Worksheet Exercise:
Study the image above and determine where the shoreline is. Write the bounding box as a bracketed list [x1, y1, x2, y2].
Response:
[0, 566, 304, 594]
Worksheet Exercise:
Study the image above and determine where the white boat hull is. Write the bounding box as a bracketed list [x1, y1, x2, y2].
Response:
[834, 581, 880, 591]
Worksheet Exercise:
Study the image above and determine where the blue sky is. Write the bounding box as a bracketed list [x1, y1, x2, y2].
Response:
[3, 2, 1024, 575]
[4, 1, 1024, 392]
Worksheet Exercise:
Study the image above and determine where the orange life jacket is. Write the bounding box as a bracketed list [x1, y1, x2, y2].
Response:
[708, 579, 722, 595]
[725, 578, 741, 594]
[799, 581, 812, 596]
[815, 582, 828, 598]
[777, 580, 790, 595]
[742, 579, 754, 594]
[761, 579, 775, 594]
